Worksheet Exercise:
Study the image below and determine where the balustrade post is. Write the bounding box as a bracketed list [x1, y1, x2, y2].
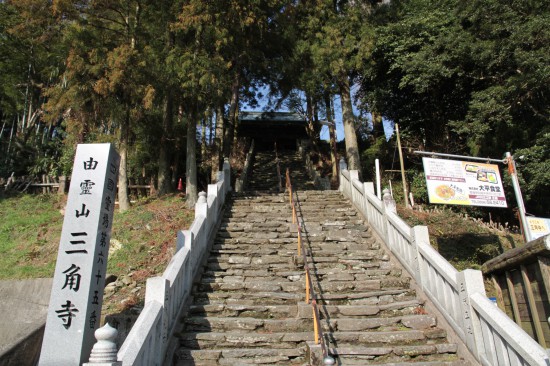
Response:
[145, 277, 169, 365]
[382, 189, 396, 214]
[195, 192, 208, 250]
[223, 157, 231, 194]
[195, 190, 208, 222]
[207, 184, 219, 236]
[375, 183, 391, 246]
[195, 191, 207, 218]
[411, 226, 429, 285]
[348, 170, 359, 202]
[178, 230, 193, 251]
[207, 183, 217, 209]
[83, 323, 121, 366]
[456, 269, 486, 359]
[338, 158, 347, 192]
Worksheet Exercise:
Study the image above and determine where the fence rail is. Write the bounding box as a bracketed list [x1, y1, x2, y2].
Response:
[339, 166, 549, 366]
[116, 159, 231, 366]
[286, 168, 333, 365]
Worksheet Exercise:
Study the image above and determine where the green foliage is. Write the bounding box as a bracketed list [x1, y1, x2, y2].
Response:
[407, 169, 429, 205]
[0, 194, 63, 279]
[361, 136, 391, 180]
[514, 133, 550, 216]
[361, 0, 549, 217]
[0, 0, 547, 219]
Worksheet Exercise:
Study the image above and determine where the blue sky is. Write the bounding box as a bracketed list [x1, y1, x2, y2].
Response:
[241, 84, 394, 142]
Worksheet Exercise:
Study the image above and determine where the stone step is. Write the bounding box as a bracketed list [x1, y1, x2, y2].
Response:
[199, 267, 403, 282]
[187, 304, 299, 318]
[322, 329, 449, 347]
[202, 261, 387, 274]
[195, 277, 410, 295]
[174, 347, 307, 365]
[187, 301, 436, 324]
[204, 257, 390, 272]
[187, 300, 424, 319]
[211, 241, 381, 252]
[179, 317, 446, 343]
[328, 344, 466, 365]
[206, 246, 384, 260]
[181, 316, 440, 335]
[192, 291, 303, 305]
[178, 331, 312, 349]
[191, 288, 416, 306]
[315, 289, 417, 305]
[180, 316, 313, 333]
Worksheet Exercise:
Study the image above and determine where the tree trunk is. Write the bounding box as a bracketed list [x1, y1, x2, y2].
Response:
[212, 104, 224, 181]
[208, 108, 214, 145]
[200, 115, 207, 158]
[305, 94, 319, 152]
[186, 112, 198, 208]
[224, 72, 240, 158]
[172, 104, 185, 188]
[157, 91, 174, 195]
[338, 74, 361, 176]
[324, 91, 338, 182]
[118, 107, 131, 212]
[371, 110, 384, 139]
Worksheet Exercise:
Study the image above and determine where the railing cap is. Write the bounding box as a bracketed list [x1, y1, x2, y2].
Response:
[85, 323, 119, 364]
[198, 191, 207, 203]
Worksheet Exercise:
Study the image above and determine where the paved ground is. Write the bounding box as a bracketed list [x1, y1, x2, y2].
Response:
[0, 278, 52, 364]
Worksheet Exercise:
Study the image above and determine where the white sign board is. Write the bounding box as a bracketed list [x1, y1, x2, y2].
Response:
[423, 157, 507, 208]
[40, 143, 119, 365]
[527, 217, 550, 240]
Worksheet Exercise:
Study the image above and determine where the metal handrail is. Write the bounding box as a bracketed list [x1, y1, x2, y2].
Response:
[285, 168, 335, 365]
[275, 142, 283, 192]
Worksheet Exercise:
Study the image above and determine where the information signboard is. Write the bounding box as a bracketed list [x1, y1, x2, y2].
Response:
[527, 217, 550, 240]
[423, 157, 507, 208]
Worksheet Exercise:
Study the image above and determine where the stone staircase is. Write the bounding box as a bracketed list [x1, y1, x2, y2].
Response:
[171, 186, 469, 365]
[247, 150, 316, 192]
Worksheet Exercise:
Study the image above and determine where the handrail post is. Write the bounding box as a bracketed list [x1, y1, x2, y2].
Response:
[298, 230, 302, 256]
[313, 306, 319, 345]
[275, 142, 283, 192]
[305, 270, 310, 303]
[457, 269, 486, 359]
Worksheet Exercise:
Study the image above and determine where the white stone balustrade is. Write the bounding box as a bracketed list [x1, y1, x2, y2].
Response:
[111, 162, 231, 366]
[339, 164, 549, 366]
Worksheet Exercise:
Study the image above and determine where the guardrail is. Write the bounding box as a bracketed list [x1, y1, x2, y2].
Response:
[115, 159, 231, 366]
[339, 166, 549, 366]
[286, 168, 335, 366]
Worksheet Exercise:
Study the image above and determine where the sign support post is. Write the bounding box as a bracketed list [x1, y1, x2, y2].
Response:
[505, 152, 531, 242]
[396, 124, 410, 208]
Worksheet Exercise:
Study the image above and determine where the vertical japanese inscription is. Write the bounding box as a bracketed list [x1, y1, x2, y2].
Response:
[40, 144, 119, 366]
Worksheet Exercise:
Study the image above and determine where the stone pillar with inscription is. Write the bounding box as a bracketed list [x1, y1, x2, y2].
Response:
[39, 143, 120, 366]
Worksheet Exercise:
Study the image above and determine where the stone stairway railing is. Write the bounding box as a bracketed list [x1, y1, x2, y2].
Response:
[115, 159, 231, 366]
[339, 164, 549, 366]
